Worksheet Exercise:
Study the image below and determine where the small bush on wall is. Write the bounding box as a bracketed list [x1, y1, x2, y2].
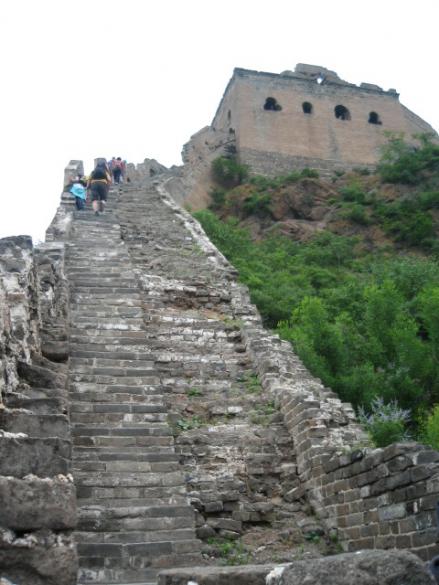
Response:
[211, 156, 249, 188]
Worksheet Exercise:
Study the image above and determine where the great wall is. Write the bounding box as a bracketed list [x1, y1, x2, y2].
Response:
[0, 65, 438, 585]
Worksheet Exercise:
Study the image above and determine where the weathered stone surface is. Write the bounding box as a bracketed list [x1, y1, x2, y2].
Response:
[0, 475, 76, 530]
[0, 435, 71, 477]
[0, 528, 77, 585]
[276, 550, 435, 584]
[17, 360, 67, 389]
[159, 564, 276, 585]
[0, 409, 70, 439]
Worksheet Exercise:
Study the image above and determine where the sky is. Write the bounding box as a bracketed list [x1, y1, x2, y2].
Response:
[1, 0, 438, 244]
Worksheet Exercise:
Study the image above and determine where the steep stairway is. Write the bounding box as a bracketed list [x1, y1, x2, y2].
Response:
[66, 180, 306, 584]
[66, 192, 201, 585]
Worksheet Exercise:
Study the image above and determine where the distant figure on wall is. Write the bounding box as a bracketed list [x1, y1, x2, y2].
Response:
[70, 176, 87, 210]
[87, 161, 111, 216]
[112, 157, 124, 184]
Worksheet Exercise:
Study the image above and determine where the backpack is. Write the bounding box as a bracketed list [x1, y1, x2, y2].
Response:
[92, 166, 107, 180]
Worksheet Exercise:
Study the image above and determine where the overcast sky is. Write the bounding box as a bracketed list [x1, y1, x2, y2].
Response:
[1, 0, 438, 243]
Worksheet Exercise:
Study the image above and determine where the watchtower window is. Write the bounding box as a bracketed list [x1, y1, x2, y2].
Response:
[227, 110, 232, 122]
[264, 97, 282, 111]
[302, 102, 313, 114]
[368, 111, 382, 125]
[335, 105, 350, 120]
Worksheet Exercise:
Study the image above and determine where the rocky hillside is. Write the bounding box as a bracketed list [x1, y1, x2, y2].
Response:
[209, 149, 439, 254]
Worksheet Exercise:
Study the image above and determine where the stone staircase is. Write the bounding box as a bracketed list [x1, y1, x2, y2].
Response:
[66, 194, 202, 585]
[66, 181, 309, 584]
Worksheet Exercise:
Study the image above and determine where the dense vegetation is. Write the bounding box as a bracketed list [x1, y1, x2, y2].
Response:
[194, 135, 439, 447]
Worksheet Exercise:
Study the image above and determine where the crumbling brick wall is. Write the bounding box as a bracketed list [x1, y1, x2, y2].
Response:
[0, 231, 77, 583]
[170, 181, 439, 560]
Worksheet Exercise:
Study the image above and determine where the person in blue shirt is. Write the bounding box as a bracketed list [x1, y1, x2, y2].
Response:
[70, 177, 87, 210]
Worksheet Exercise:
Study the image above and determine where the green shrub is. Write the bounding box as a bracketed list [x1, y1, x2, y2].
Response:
[249, 175, 277, 190]
[372, 195, 435, 248]
[300, 168, 319, 178]
[212, 156, 248, 188]
[209, 188, 226, 209]
[340, 184, 366, 204]
[392, 211, 434, 247]
[194, 209, 439, 421]
[378, 133, 439, 185]
[419, 191, 439, 210]
[358, 397, 410, 447]
[345, 204, 370, 225]
[242, 192, 272, 217]
[420, 404, 439, 450]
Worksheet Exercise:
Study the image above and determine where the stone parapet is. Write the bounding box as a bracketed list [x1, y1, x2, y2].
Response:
[0, 231, 77, 584]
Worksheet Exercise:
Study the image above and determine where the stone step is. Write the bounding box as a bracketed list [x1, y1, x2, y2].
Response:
[66, 269, 134, 276]
[73, 434, 175, 449]
[71, 350, 151, 360]
[70, 356, 154, 370]
[71, 329, 147, 338]
[69, 382, 166, 394]
[73, 460, 181, 473]
[71, 287, 142, 295]
[69, 375, 160, 386]
[77, 504, 194, 531]
[67, 262, 131, 269]
[73, 450, 178, 463]
[70, 280, 138, 288]
[70, 297, 142, 305]
[76, 496, 187, 509]
[70, 366, 155, 377]
[71, 413, 167, 425]
[72, 315, 145, 333]
[76, 530, 198, 546]
[76, 483, 188, 501]
[69, 392, 167, 405]
[71, 403, 166, 414]
[70, 296, 143, 305]
[72, 424, 171, 436]
[71, 310, 144, 319]
[70, 340, 151, 350]
[74, 470, 185, 489]
[73, 445, 176, 457]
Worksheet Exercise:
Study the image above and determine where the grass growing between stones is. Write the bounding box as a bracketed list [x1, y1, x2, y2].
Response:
[238, 371, 263, 394]
[175, 415, 205, 432]
[186, 386, 203, 397]
[206, 537, 250, 566]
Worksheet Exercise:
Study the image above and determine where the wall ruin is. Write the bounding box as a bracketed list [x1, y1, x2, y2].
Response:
[0, 235, 77, 584]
